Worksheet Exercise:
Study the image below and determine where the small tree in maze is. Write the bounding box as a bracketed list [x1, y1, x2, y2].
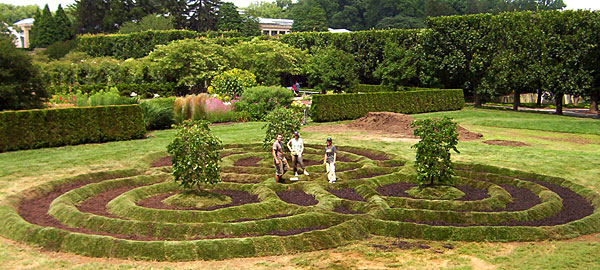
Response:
[167, 120, 222, 189]
[410, 117, 460, 186]
[262, 107, 302, 149]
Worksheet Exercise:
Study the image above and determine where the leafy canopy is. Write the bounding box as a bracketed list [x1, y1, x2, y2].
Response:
[262, 106, 302, 149]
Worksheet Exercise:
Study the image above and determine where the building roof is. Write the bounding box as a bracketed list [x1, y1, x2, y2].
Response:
[14, 18, 34, 25]
[258, 18, 294, 26]
[328, 28, 351, 33]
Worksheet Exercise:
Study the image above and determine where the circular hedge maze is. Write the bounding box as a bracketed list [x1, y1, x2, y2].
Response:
[2, 144, 600, 261]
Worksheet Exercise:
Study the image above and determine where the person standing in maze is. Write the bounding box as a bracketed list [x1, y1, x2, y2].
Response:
[272, 133, 289, 183]
[323, 137, 337, 183]
[287, 131, 309, 177]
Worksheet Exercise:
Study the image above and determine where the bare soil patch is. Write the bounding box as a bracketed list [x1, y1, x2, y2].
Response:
[137, 189, 259, 211]
[371, 240, 431, 251]
[329, 188, 366, 201]
[376, 182, 489, 201]
[333, 206, 364, 214]
[77, 185, 139, 218]
[234, 157, 262, 167]
[483, 140, 530, 147]
[277, 190, 318, 206]
[304, 112, 482, 141]
[150, 156, 171, 167]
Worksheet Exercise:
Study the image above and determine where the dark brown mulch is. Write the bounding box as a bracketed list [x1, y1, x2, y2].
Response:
[234, 157, 262, 167]
[376, 183, 489, 201]
[483, 140, 530, 147]
[277, 190, 318, 206]
[18, 180, 161, 241]
[137, 189, 259, 211]
[226, 214, 292, 223]
[150, 156, 171, 167]
[77, 185, 141, 219]
[376, 182, 415, 197]
[333, 206, 364, 214]
[498, 183, 540, 211]
[329, 188, 366, 201]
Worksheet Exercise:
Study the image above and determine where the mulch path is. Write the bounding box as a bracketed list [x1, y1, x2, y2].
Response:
[376, 182, 490, 201]
[329, 188, 366, 201]
[234, 157, 262, 167]
[483, 140, 530, 147]
[277, 190, 318, 206]
[137, 189, 259, 211]
[150, 156, 172, 167]
[77, 185, 140, 219]
[333, 206, 364, 214]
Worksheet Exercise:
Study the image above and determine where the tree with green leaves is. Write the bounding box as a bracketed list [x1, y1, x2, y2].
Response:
[410, 117, 459, 187]
[245, 1, 289, 19]
[30, 4, 56, 48]
[217, 2, 242, 31]
[305, 48, 359, 93]
[54, 4, 74, 42]
[290, 2, 327, 32]
[119, 14, 174, 33]
[0, 4, 39, 24]
[168, 120, 222, 189]
[262, 106, 302, 149]
[166, 0, 221, 32]
[0, 37, 49, 111]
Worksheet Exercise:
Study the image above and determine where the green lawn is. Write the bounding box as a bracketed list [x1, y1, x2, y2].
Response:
[1, 107, 599, 269]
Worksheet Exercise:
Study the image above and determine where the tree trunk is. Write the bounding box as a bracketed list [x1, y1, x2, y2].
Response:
[474, 92, 482, 108]
[537, 89, 543, 106]
[513, 89, 520, 111]
[555, 93, 564, 115]
[590, 88, 599, 113]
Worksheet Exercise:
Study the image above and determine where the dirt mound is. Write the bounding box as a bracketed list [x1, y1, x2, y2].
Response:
[347, 112, 482, 141]
[483, 140, 530, 147]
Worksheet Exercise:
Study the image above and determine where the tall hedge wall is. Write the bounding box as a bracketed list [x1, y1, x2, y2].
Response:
[77, 30, 245, 59]
[47, 83, 182, 98]
[0, 105, 146, 152]
[310, 89, 464, 122]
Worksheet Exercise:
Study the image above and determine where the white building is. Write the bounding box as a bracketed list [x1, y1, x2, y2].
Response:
[259, 18, 293, 35]
[11, 18, 34, 48]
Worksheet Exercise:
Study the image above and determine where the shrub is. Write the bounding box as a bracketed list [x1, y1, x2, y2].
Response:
[0, 37, 49, 111]
[349, 84, 394, 93]
[234, 86, 294, 120]
[262, 107, 302, 149]
[140, 97, 175, 130]
[173, 94, 238, 123]
[305, 48, 359, 93]
[73, 87, 137, 107]
[47, 83, 180, 98]
[410, 117, 460, 186]
[44, 39, 78, 60]
[0, 105, 146, 152]
[167, 121, 223, 188]
[209, 69, 257, 100]
[310, 88, 465, 122]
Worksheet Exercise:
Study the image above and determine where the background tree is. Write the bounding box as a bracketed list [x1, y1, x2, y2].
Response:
[73, 0, 109, 33]
[167, 0, 221, 31]
[119, 14, 174, 33]
[305, 48, 359, 93]
[217, 2, 242, 31]
[0, 4, 39, 24]
[244, 1, 288, 19]
[290, 2, 328, 32]
[0, 37, 49, 111]
[54, 5, 74, 42]
[262, 106, 302, 149]
[30, 5, 57, 48]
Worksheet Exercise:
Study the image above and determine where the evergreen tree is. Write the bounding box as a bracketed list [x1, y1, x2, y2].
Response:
[73, 0, 108, 33]
[217, 2, 242, 31]
[167, 0, 221, 31]
[54, 4, 74, 42]
[291, 3, 327, 32]
[30, 4, 56, 48]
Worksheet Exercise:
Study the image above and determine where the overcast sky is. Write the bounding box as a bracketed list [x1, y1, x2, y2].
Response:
[0, 0, 598, 11]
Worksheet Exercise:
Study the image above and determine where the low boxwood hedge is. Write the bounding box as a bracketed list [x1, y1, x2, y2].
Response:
[0, 105, 146, 152]
[310, 88, 465, 122]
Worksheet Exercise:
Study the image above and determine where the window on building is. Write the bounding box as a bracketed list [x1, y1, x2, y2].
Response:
[263, 30, 269, 35]
[279, 31, 286, 35]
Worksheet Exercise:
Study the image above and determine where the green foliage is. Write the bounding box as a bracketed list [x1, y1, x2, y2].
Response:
[349, 84, 393, 93]
[290, 2, 328, 32]
[234, 86, 294, 120]
[217, 2, 242, 32]
[375, 37, 434, 90]
[30, 5, 56, 48]
[209, 69, 257, 100]
[410, 117, 460, 186]
[119, 14, 174, 34]
[54, 5, 74, 42]
[305, 48, 359, 93]
[262, 106, 302, 149]
[244, 1, 289, 19]
[0, 37, 48, 111]
[140, 97, 175, 130]
[76, 30, 243, 59]
[147, 39, 234, 92]
[406, 184, 465, 200]
[0, 105, 146, 152]
[72, 87, 137, 107]
[48, 83, 180, 99]
[167, 120, 222, 189]
[0, 4, 39, 25]
[44, 39, 78, 60]
[310, 88, 465, 122]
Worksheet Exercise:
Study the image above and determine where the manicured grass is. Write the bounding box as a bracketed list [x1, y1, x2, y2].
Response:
[0, 108, 599, 268]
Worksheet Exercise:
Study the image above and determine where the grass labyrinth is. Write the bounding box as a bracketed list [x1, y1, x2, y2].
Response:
[2, 141, 600, 262]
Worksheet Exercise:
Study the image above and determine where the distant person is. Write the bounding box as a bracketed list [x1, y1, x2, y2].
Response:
[291, 83, 298, 96]
[287, 131, 309, 177]
[295, 81, 301, 95]
[272, 133, 289, 183]
[323, 137, 337, 183]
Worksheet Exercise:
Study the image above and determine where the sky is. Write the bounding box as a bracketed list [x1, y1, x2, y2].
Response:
[0, 0, 598, 11]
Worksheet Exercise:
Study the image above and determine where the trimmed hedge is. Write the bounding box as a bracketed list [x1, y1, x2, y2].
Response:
[310, 88, 465, 122]
[0, 105, 146, 152]
[48, 83, 183, 98]
[77, 30, 245, 59]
